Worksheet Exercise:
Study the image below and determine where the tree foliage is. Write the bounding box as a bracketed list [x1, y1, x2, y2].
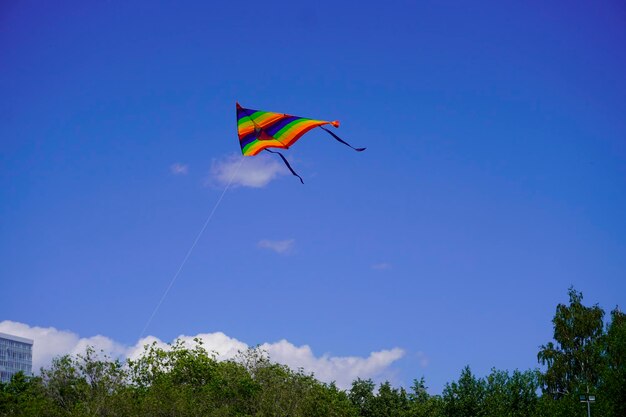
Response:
[537, 287, 605, 398]
[600, 307, 626, 417]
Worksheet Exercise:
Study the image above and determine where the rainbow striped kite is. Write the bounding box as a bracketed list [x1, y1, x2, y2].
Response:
[236, 103, 365, 183]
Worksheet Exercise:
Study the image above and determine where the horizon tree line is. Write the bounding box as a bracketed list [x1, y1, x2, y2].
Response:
[1, 287, 624, 416]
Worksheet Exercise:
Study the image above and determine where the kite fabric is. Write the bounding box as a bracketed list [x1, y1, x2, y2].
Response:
[236, 103, 365, 183]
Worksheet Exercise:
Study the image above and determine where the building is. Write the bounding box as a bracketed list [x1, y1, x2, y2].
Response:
[0, 332, 34, 383]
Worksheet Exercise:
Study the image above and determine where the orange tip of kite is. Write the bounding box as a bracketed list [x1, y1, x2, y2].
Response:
[330, 120, 340, 128]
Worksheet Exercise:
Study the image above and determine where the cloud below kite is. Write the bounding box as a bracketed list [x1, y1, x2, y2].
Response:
[210, 154, 288, 188]
[0, 320, 405, 389]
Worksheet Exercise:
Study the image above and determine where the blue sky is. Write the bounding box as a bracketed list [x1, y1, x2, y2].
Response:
[1, 0, 625, 392]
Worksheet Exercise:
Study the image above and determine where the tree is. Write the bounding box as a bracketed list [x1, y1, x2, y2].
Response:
[127, 339, 259, 416]
[349, 378, 376, 417]
[370, 382, 409, 417]
[537, 287, 605, 399]
[482, 369, 539, 417]
[0, 372, 52, 417]
[236, 346, 356, 417]
[600, 307, 626, 417]
[40, 347, 127, 416]
[408, 378, 445, 417]
[442, 366, 485, 417]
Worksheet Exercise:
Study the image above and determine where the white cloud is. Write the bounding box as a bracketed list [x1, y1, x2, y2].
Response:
[262, 340, 405, 388]
[257, 239, 295, 254]
[371, 262, 392, 270]
[170, 163, 189, 175]
[0, 321, 127, 372]
[209, 154, 288, 188]
[0, 321, 405, 389]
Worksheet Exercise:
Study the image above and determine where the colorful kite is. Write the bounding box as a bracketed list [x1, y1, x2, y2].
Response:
[236, 103, 365, 183]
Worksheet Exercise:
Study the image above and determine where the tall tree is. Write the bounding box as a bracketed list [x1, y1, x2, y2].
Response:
[537, 287, 605, 398]
[600, 307, 626, 417]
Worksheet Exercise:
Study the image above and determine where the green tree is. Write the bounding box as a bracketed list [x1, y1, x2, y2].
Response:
[349, 378, 376, 417]
[40, 347, 127, 416]
[482, 369, 539, 417]
[537, 287, 605, 399]
[235, 346, 355, 417]
[298, 381, 357, 417]
[442, 366, 485, 417]
[370, 382, 409, 417]
[600, 307, 626, 417]
[407, 378, 444, 417]
[0, 372, 52, 417]
[127, 339, 259, 416]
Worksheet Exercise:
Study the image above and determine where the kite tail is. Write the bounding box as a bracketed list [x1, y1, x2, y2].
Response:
[320, 126, 366, 152]
[265, 149, 304, 184]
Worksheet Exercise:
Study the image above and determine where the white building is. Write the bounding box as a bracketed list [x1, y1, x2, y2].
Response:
[0, 332, 33, 383]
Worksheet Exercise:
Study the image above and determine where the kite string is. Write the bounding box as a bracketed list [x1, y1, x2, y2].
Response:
[138, 156, 245, 339]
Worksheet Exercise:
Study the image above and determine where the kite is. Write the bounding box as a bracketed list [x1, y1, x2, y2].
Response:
[236, 103, 365, 183]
